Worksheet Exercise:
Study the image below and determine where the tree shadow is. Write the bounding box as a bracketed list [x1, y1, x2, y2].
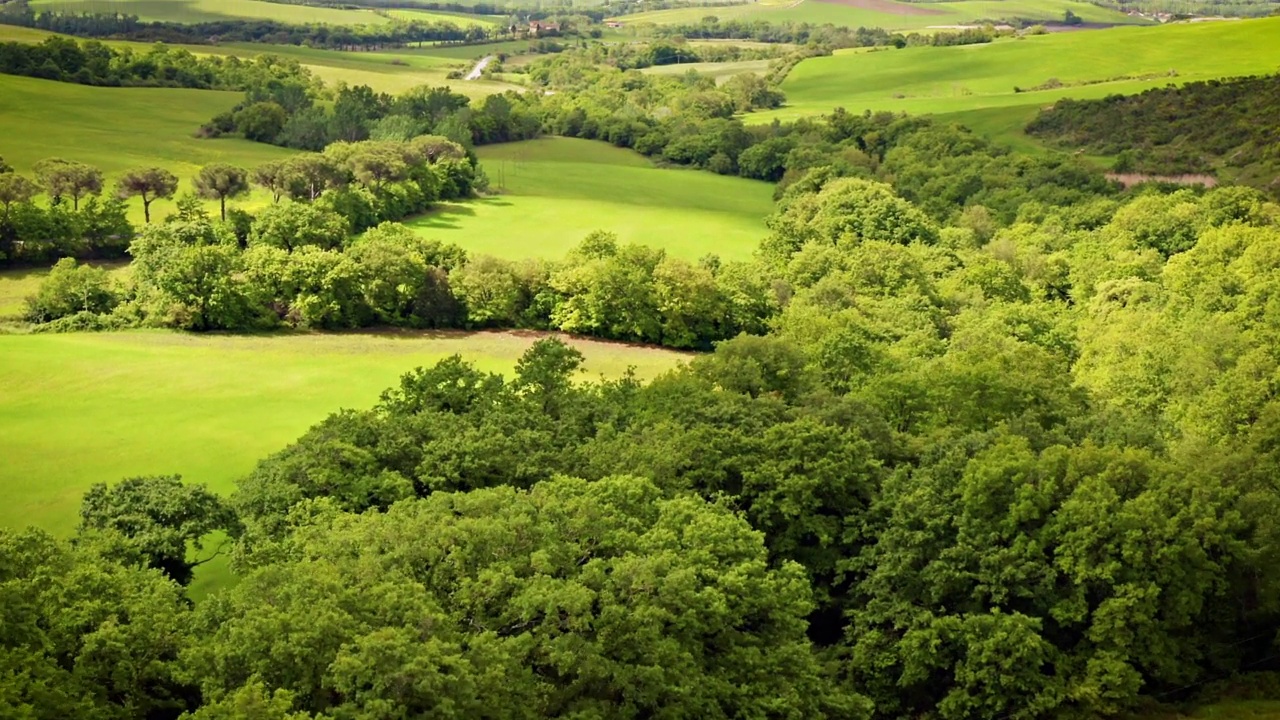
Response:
[407, 197, 515, 230]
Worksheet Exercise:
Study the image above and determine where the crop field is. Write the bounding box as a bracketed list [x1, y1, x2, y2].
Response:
[409, 137, 775, 261]
[615, 0, 1141, 31]
[750, 16, 1280, 147]
[0, 329, 686, 539]
[28, 0, 391, 24]
[386, 8, 506, 26]
[643, 58, 773, 83]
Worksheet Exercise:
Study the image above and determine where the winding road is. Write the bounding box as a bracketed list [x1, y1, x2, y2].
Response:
[466, 55, 495, 81]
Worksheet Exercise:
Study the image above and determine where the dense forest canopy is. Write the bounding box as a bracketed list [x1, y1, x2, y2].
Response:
[5, 7, 1280, 720]
[1027, 74, 1280, 196]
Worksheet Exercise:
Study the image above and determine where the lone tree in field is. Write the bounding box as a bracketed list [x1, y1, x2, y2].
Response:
[34, 158, 104, 210]
[116, 167, 179, 223]
[194, 163, 250, 221]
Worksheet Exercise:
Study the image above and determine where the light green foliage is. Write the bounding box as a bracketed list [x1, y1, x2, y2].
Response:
[22, 257, 117, 323]
[248, 201, 350, 251]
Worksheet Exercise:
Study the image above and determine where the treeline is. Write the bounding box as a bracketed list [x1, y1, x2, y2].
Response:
[650, 17, 898, 46]
[10, 180, 1280, 718]
[1027, 73, 1280, 196]
[0, 157, 138, 264]
[581, 38, 789, 70]
[203, 83, 540, 152]
[0, 35, 318, 89]
[0, 3, 495, 49]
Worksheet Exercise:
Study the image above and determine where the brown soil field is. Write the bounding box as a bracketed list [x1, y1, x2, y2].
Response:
[812, 0, 944, 15]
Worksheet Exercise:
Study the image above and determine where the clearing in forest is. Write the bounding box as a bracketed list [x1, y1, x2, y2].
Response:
[410, 137, 776, 262]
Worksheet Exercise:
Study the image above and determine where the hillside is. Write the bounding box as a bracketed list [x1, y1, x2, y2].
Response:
[1026, 73, 1280, 193]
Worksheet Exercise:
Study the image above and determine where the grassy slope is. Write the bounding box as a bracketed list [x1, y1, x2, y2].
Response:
[409, 137, 774, 261]
[642, 58, 773, 83]
[0, 329, 686, 538]
[28, 0, 390, 24]
[0, 73, 291, 222]
[749, 16, 1280, 152]
[617, 0, 1142, 31]
[386, 8, 505, 26]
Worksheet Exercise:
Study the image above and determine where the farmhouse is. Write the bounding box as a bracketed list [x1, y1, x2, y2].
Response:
[529, 20, 561, 36]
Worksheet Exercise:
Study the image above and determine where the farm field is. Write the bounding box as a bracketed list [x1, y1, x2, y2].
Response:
[410, 137, 775, 261]
[643, 58, 773, 83]
[615, 0, 1142, 31]
[750, 16, 1280, 147]
[0, 329, 687, 539]
[386, 8, 506, 26]
[27, 0, 390, 24]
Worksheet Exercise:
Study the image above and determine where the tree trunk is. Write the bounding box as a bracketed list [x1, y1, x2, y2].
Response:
[143, 198, 152, 224]
[220, 196, 226, 222]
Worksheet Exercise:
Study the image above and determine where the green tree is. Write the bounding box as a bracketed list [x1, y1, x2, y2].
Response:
[115, 167, 179, 223]
[78, 475, 240, 586]
[194, 163, 250, 221]
[33, 157, 103, 210]
[23, 257, 117, 323]
[248, 200, 349, 251]
[234, 101, 289, 143]
[0, 172, 39, 225]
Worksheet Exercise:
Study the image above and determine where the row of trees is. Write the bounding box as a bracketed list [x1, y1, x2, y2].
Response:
[0, 35, 320, 89]
[10, 178, 1280, 717]
[0, 3, 498, 49]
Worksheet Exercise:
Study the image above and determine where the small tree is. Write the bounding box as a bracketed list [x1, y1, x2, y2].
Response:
[194, 163, 250, 221]
[33, 158, 103, 210]
[0, 155, 12, 174]
[24, 257, 118, 323]
[116, 167, 179, 223]
[251, 160, 290, 203]
[0, 173, 39, 224]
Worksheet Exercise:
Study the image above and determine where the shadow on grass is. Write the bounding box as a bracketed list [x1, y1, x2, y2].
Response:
[404, 197, 516, 231]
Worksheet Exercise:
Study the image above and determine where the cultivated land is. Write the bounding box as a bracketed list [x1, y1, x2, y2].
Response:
[410, 137, 776, 261]
[750, 16, 1280, 145]
[28, 0, 391, 24]
[615, 0, 1142, 31]
[0, 328, 687, 538]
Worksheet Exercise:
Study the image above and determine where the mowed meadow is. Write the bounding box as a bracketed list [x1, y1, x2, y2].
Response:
[0, 328, 687, 538]
[411, 138, 775, 261]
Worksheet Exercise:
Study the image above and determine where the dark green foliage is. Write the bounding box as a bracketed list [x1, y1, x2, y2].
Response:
[1027, 74, 1280, 196]
[78, 475, 240, 586]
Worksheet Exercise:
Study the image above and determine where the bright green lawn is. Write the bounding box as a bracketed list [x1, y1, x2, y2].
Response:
[29, 0, 389, 24]
[408, 137, 774, 261]
[617, 0, 1141, 31]
[754, 17, 1280, 122]
[0, 329, 686, 540]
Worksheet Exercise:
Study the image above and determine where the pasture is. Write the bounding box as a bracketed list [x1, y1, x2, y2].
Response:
[750, 16, 1280, 147]
[28, 0, 390, 24]
[615, 0, 1142, 31]
[0, 328, 687, 540]
[411, 137, 775, 261]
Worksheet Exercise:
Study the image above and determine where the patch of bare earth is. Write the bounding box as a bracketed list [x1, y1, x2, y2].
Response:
[1106, 172, 1218, 188]
[812, 0, 945, 15]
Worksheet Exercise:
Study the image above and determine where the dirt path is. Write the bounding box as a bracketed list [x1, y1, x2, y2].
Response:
[466, 55, 494, 81]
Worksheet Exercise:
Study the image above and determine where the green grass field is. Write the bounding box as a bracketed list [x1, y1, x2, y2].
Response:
[386, 8, 505, 26]
[409, 137, 775, 261]
[0, 329, 686, 539]
[616, 0, 1142, 31]
[749, 16, 1280, 151]
[642, 58, 773, 83]
[29, 0, 390, 24]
